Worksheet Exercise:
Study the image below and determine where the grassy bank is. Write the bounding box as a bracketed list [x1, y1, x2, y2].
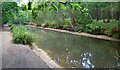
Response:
[8, 24, 36, 46]
[34, 20, 120, 39]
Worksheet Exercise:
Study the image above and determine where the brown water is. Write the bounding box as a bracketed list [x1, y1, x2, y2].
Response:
[27, 27, 120, 68]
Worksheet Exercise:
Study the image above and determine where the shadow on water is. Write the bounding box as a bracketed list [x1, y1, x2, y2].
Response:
[27, 27, 120, 68]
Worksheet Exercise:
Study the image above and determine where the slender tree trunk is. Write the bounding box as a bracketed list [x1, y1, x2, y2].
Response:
[112, 13, 113, 21]
[116, 12, 119, 20]
[111, 3, 114, 21]
[101, 9, 102, 20]
[116, 2, 120, 20]
[107, 10, 110, 23]
[69, 9, 76, 32]
[96, 6, 99, 21]
[103, 10, 105, 22]
[104, 10, 108, 22]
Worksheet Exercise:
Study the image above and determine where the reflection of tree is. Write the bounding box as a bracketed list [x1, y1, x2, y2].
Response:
[111, 42, 120, 62]
[114, 49, 120, 61]
[118, 60, 120, 67]
[81, 52, 94, 68]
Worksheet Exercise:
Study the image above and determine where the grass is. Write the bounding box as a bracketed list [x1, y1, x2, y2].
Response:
[8, 24, 36, 46]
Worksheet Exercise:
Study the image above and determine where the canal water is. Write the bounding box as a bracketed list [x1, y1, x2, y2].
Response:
[27, 27, 120, 68]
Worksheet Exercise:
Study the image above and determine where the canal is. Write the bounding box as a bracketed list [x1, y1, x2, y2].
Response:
[27, 27, 120, 68]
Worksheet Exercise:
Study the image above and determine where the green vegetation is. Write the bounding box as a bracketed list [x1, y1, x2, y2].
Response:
[2, 2, 32, 25]
[8, 24, 36, 46]
[1, 1, 120, 68]
[85, 21, 120, 39]
[2, 1, 120, 39]
[2, 2, 19, 24]
[8, 23, 16, 30]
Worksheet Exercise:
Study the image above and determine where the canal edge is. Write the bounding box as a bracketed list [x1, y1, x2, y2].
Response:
[32, 43, 63, 68]
[26, 25, 120, 42]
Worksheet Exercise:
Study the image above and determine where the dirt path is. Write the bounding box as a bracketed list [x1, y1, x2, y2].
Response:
[1, 26, 50, 68]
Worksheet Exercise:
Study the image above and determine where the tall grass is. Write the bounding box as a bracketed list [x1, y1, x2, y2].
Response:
[9, 24, 36, 46]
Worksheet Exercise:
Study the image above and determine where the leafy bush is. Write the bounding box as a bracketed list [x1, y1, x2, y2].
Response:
[104, 21, 120, 38]
[28, 22, 35, 25]
[75, 26, 83, 32]
[36, 24, 41, 26]
[2, 2, 19, 24]
[85, 21, 120, 39]
[110, 19, 116, 23]
[44, 21, 59, 29]
[12, 10, 32, 24]
[8, 23, 16, 30]
[47, 23, 58, 29]
[85, 21, 105, 34]
[8, 23, 13, 27]
[11, 26, 36, 46]
[63, 23, 70, 30]
[105, 19, 108, 23]
[77, 15, 92, 25]
[65, 18, 71, 22]
[74, 14, 92, 32]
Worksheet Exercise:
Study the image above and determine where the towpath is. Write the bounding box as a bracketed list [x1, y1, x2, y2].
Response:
[1, 25, 50, 69]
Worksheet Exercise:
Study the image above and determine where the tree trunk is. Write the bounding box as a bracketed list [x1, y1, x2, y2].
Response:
[103, 10, 105, 22]
[101, 9, 102, 20]
[116, 2, 120, 20]
[96, 6, 99, 21]
[116, 12, 119, 20]
[107, 11, 110, 23]
[112, 13, 113, 21]
[111, 3, 114, 21]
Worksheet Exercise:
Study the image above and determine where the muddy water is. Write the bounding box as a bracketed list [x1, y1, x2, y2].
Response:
[27, 27, 120, 68]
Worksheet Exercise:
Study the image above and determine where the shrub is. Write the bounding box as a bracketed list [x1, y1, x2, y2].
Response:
[85, 21, 105, 34]
[75, 14, 92, 31]
[8, 23, 13, 27]
[28, 22, 35, 25]
[63, 23, 70, 30]
[113, 33, 120, 39]
[85, 21, 120, 39]
[53, 24, 59, 29]
[47, 22, 59, 29]
[65, 18, 71, 23]
[47, 24, 54, 28]
[75, 23, 86, 32]
[12, 10, 32, 25]
[104, 21, 120, 39]
[8, 23, 16, 30]
[105, 19, 108, 23]
[10, 24, 16, 30]
[36, 23, 41, 26]
[76, 14, 92, 25]
[12, 26, 36, 46]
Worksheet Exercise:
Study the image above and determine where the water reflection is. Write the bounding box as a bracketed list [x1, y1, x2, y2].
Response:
[81, 53, 94, 68]
[27, 27, 120, 68]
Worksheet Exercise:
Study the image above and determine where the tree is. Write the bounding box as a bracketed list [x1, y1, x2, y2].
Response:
[21, 4, 27, 11]
[116, 2, 120, 20]
[28, 2, 32, 10]
[2, 2, 19, 24]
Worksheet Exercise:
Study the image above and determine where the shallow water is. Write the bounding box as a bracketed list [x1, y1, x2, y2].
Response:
[27, 27, 120, 68]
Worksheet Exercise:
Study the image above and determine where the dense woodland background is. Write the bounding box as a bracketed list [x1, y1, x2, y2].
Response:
[2, 2, 120, 39]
